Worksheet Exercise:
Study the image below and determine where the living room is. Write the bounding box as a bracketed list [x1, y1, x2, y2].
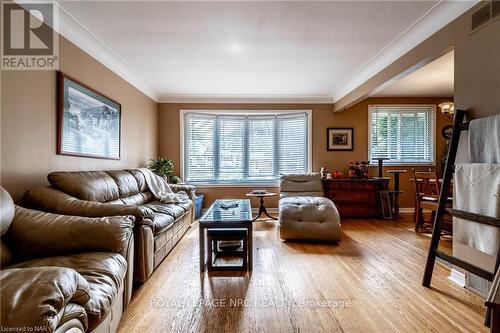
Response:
[1, 1, 499, 332]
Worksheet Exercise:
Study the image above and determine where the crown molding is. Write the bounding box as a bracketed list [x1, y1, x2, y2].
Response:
[331, 0, 479, 103]
[53, 3, 160, 102]
[17, 1, 477, 105]
[158, 94, 333, 104]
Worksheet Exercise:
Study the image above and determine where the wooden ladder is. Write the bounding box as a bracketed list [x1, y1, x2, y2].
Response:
[421, 109, 500, 327]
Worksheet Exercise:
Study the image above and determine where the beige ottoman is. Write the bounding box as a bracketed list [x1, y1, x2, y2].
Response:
[279, 196, 341, 241]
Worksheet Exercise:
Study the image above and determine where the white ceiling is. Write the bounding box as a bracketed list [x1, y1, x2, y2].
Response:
[54, 1, 476, 103]
[374, 50, 454, 97]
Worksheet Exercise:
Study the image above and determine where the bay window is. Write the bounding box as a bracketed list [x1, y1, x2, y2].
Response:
[182, 111, 311, 184]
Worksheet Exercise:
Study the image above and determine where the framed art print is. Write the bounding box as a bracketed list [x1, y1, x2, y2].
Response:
[327, 128, 353, 151]
[57, 72, 121, 159]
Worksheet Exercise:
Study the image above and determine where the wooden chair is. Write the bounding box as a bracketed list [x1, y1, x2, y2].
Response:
[412, 169, 451, 233]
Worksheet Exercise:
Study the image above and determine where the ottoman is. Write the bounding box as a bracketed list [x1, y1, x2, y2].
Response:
[279, 196, 341, 241]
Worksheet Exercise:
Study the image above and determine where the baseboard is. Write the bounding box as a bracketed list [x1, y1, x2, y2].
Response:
[203, 207, 412, 215]
[448, 268, 466, 287]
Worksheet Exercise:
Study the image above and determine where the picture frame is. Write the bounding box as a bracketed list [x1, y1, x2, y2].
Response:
[327, 128, 353, 151]
[57, 72, 121, 160]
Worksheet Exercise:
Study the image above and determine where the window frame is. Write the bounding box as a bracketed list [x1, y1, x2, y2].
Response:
[180, 109, 313, 186]
[367, 104, 437, 166]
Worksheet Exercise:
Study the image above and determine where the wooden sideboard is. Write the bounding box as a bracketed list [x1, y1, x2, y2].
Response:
[322, 178, 389, 218]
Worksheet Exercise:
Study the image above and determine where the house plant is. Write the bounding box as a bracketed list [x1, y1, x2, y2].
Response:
[148, 157, 182, 184]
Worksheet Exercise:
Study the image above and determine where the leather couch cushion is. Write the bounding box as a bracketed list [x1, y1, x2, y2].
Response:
[176, 201, 193, 212]
[48, 172, 119, 203]
[8, 252, 126, 331]
[9, 207, 134, 259]
[105, 171, 140, 198]
[142, 201, 186, 219]
[60, 303, 88, 332]
[150, 213, 175, 235]
[120, 193, 143, 205]
[0, 267, 90, 332]
[126, 169, 148, 192]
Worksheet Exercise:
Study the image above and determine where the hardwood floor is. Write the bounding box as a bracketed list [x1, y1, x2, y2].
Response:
[118, 215, 488, 333]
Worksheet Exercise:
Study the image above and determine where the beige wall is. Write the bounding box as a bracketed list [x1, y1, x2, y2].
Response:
[1, 37, 158, 202]
[159, 97, 452, 209]
[454, 17, 500, 119]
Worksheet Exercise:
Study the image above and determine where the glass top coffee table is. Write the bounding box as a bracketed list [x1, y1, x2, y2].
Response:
[199, 199, 253, 272]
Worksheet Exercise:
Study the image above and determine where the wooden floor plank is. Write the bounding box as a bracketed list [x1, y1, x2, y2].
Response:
[118, 215, 487, 333]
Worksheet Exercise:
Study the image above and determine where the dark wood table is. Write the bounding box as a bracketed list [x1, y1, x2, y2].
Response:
[322, 178, 389, 218]
[199, 199, 253, 272]
[245, 192, 277, 221]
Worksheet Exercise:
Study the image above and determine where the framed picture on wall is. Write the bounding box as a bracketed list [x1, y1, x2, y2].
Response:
[327, 128, 353, 151]
[57, 72, 121, 160]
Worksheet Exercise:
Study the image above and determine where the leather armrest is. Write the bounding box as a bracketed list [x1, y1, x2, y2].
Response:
[23, 186, 151, 220]
[170, 184, 196, 200]
[1, 267, 90, 332]
[8, 206, 134, 258]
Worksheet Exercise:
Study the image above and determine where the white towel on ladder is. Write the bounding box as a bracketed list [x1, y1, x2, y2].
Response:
[454, 163, 500, 255]
[468, 114, 500, 164]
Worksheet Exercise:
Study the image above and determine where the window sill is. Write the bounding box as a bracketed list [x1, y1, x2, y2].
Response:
[189, 183, 280, 188]
[369, 163, 436, 167]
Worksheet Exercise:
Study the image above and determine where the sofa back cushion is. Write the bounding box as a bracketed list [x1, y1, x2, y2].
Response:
[47, 169, 155, 205]
[48, 171, 120, 203]
[125, 169, 148, 192]
[105, 170, 140, 197]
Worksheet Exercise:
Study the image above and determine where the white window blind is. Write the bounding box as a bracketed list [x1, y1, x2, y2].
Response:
[277, 113, 308, 174]
[368, 105, 436, 165]
[218, 116, 245, 181]
[185, 114, 215, 182]
[248, 115, 276, 181]
[183, 112, 309, 184]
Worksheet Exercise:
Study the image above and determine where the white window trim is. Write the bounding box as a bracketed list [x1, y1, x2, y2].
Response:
[179, 109, 313, 186]
[367, 104, 437, 166]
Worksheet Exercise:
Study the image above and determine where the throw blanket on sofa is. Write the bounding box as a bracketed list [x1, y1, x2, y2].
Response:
[139, 168, 180, 204]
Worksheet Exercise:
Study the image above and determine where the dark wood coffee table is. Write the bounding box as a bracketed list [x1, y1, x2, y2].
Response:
[199, 199, 253, 272]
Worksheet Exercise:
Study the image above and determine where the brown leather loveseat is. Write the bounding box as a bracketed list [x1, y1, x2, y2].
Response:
[0, 187, 134, 333]
[24, 169, 195, 283]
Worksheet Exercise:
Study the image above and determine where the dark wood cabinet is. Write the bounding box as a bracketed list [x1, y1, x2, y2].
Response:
[322, 178, 389, 218]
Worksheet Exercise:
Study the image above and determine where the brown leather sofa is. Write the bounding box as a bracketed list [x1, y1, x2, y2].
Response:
[24, 169, 195, 283]
[0, 187, 134, 333]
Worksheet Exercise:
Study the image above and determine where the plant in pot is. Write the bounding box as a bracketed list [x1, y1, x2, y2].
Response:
[148, 157, 182, 184]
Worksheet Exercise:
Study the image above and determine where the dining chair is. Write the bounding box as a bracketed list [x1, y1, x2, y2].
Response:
[412, 169, 452, 233]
